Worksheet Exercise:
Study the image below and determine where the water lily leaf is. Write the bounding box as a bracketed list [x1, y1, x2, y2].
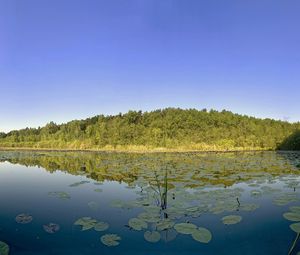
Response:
[290, 223, 300, 233]
[290, 206, 300, 214]
[74, 217, 97, 231]
[251, 190, 262, 198]
[174, 223, 197, 234]
[273, 193, 298, 206]
[156, 219, 175, 231]
[161, 229, 178, 242]
[94, 222, 109, 232]
[43, 223, 60, 234]
[191, 227, 212, 243]
[0, 241, 9, 255]
[101, 234, 121, 246]
[94, 188, 103, 192]
[144, 231, 161, 243]
[283, 212, 300, 222]
[48, 191, 70, 200]
[240, 203, 260, 212]
[128, 218, 147, 231]
[222, 215, 242, 225]
[15, 213, 33, 224]
[138, 212, 160, 223]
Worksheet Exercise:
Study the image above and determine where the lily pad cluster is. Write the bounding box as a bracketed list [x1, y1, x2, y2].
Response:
[174, 223, 212, 243]
[283, 206, 300, 233]
[273, 193, 298, 206]
[74, 217, 109, 232]
[283, 206, 300, 255]
[3, 151, 300, 251]
[128, 218, 147, 231]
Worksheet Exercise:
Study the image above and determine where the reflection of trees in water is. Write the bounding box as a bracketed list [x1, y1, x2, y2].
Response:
[0, 151, 299, 187]
[276, 151, 300, 170]
[2, 151, 300, 247]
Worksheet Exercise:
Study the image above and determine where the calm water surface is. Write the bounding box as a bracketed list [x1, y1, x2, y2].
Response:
[1, 151, 300, 255]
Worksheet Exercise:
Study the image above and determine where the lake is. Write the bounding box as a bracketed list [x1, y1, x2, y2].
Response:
[1, 150, 300, 255]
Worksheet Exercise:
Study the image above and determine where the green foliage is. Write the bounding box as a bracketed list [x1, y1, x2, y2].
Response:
[278, 130, 300, 151]
[0, 108, 299, 151]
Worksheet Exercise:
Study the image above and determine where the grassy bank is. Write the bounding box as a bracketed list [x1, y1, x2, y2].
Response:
[0, 144, 269, 153]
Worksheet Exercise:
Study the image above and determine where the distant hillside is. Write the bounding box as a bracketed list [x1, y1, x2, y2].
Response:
[0, 108, 299, 151]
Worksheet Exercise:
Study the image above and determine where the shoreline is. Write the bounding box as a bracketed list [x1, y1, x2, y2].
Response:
[0, 146, 277, 154]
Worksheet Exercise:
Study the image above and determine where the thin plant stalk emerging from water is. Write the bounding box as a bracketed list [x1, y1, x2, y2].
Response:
[288, 232, 300, 255]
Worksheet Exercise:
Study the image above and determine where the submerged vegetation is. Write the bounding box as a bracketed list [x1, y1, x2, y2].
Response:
[0, 108, 299, 151]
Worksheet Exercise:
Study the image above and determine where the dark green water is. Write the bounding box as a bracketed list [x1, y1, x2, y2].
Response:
[1, 150, 300, 255]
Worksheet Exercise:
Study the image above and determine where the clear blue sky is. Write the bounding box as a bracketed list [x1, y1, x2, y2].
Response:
[0, 0, 299, 132]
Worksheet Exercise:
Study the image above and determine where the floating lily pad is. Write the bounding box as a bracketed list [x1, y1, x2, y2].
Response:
[273, 193, 298, 206]
[290, 206, 300, 214]
[174, 223, 197, 234]
[240, 203, 260, 212]
[48, 191, 71, 200]
[290, 223, 300, 233]
[161, 229, 178, 242]
[251, 190, 262, 198]
[94, 222, 109, 232]
[222, 215, 242, 225]
[138, 212, 160, 223]
[283, 212, 300, 222]
[191, 227, 212, 243]
[144, 231, 161, 243]
[43, 223, 60, 234]
[94, 189, 103, 192]
[15, 213, 33, 224]
[74, 217, 97, 231]
[156, 219, 175, 231]
[101, 234, 121, 246]
[128, 218, 147, 231]
[0, 241, 9, 255]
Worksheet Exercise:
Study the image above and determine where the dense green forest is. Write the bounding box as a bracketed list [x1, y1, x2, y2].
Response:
[278, 130, 300, 151]
[0, 108, 299, 151]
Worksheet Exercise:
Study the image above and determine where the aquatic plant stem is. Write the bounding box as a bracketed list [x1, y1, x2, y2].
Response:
[288, 232, 300, 255]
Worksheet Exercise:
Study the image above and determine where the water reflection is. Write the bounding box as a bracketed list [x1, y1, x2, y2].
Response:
[0, 150, 300, 254]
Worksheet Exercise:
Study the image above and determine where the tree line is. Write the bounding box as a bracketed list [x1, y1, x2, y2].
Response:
[0, 108, 299, 151]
